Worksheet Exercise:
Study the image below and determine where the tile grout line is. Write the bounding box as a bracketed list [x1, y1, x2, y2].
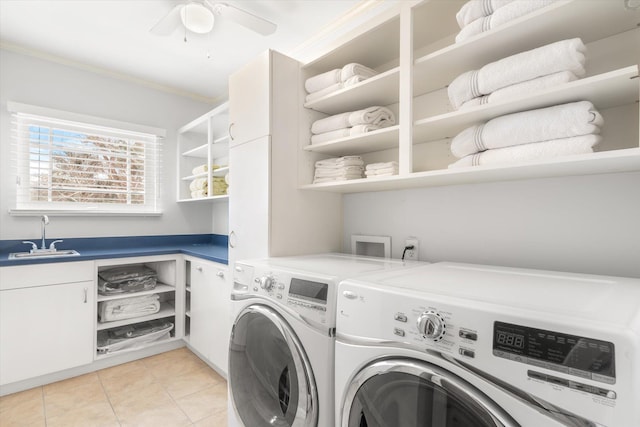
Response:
[95, 369, 122, 427]
[40, 386, 48, 427]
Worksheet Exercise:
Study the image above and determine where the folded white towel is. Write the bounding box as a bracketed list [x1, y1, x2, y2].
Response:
[311, 124, 382, 145]
[304, 75, 370, 103]
[456, 0, 556, 43]
[366, 161, 399, 171]
[340, 63, 378, 81]
[98, 295, 161, 322]
[456, 0, 515, 28]
[315, 156, 364, 168]
[305, 68, 341, 94]
[365, 167, 398, 176]
[450, 101, 603, 158]
[191, 164, 222, 176]
[191, 190, 208, 198]
[314, 165, 364, 178]
[459, 71, 579, 110]
[449, 134, 601, 168]
[311, 107, 395, 134]
[448, 38, 586, 110]
[189, 178, 208, 191]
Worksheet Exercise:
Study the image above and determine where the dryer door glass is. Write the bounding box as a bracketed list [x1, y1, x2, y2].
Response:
[229, 304, 318, 427]
[343, 359, 517, 427]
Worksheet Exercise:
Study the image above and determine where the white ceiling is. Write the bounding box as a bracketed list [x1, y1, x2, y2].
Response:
[0, 0, 379, 103]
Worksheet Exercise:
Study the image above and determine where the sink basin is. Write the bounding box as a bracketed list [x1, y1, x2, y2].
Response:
[9, 250, 80, 260]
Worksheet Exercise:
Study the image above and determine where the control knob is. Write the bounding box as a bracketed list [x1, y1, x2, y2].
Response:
[416, 311, 446, 341]
[259, 275, 275, 291]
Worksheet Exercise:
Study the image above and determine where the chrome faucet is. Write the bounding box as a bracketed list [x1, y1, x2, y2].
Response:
[22, 215, 63, 253]
[41, 214, 49, 249]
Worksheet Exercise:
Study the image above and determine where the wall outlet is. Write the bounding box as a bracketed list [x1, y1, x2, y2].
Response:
[404, 238, 419, 261]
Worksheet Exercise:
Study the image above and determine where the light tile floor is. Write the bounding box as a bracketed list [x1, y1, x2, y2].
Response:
[0, 348, 228, 427]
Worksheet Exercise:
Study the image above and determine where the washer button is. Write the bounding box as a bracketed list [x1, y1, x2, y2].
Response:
[459, 330, 478, 341]
[393, 328, 405, 337]
[394, 313, 408, 323]
[459, 348, 475, 358]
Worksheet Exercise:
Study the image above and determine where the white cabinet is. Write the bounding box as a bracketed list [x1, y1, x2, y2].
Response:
[185, 257, 229, 375]
[227, 50, 342, 266]
[0, 262, 94, 386]
[299, 0, 640, 193]
[177, 102, 230, 202]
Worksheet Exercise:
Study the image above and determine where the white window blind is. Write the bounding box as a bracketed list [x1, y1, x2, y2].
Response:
[9, 102, 165, 215]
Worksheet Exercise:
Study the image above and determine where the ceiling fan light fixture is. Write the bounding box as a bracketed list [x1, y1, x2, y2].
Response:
[181, 3, 215, 34]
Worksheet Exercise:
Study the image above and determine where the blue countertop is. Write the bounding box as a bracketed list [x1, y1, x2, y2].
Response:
[0, 234, 228, 267]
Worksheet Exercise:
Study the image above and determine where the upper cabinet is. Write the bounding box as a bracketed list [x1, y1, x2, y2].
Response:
[299, 0, 640, 193]
[177, 102, 230, 202]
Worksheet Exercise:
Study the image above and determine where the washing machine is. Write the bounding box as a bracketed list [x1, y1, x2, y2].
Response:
[335, 262, 640, 427]
[228, 253, 425, 427]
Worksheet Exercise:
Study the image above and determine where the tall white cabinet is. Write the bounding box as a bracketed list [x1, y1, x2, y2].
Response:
[228, 50, 342, 266]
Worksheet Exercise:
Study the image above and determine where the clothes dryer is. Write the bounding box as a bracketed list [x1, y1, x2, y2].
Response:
[228, 253, 425, 427]
[335, 262, 640, 427]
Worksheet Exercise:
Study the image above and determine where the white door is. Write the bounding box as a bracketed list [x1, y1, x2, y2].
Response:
[208, 264, 229, 373]
[0, 281, 94, 385]
[228, 135, 270, 264]
[189, 259, 216, 361]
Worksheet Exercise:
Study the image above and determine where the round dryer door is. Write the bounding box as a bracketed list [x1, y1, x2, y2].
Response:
[229, 304, 318, 427]
[342, 359, 519, 427]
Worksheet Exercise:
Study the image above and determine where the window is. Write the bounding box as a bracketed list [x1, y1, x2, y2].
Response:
[9, 102, 165, 215]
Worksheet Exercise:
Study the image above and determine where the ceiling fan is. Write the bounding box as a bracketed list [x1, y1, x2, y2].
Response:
[150, 1, 277, 36]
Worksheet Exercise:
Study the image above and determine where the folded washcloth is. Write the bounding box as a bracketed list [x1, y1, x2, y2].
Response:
[456, 0, 515, 28]
[189, 178, 208, 191]
[448, 38, 586, 110]
[191, 164, 221, 176]
[340, 63, 378, 81]
[311, 124, 382, 145]
[315, 165, 364, 178]
[449, 134, 600, 168]
[450, 101, 603, 158]
[311, 107, 395, 134]
[315, 156, 364, 168]
[305, 68, 341, 94]
[366, 161, 399, 171]
[456, 0, 556, 43]
[365, 167, 398, 176]
[459, 71, 578, 109]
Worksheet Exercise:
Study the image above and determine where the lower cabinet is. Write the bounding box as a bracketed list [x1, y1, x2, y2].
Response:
[0, 262, 94, 386]
[185, 257, 229, 375]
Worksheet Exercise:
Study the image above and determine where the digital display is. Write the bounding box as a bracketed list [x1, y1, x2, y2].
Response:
[289, 278, 328, 303]
[493, 321, 615, 379]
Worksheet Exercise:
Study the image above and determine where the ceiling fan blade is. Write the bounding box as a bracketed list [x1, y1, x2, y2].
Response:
[150, 4, 184, 35]
[209, 2, 277, 36]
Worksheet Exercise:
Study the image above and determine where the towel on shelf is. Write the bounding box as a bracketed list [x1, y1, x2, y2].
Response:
[456, 0, 515, 28]
[449, 134, 601, 168]
[448, 38, 586, 110]
[191, 190, 208, 198]
[365, 167, 398, 177]
[450, 101, 603, 158]
[340, 63, 378, 82]
[311, 124, 382, 145]
[191, 164, 221, 176]
[459, 70, 579, 109]
[305, 68, 341, 94]
[313, 156, 364, 183]
[314, 165, 364, 178]
[456, 0, 556, 43]
[315, 156, 364, 168]
[311, 107, 395, 134]
[98, 294, 161, 323]
[189, 178, 208, 192]
[366, 161, 398, 171]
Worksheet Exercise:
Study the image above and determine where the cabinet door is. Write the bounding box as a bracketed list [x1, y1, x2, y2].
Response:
[228, 136, 270, 263]
[0, 281, 94, 385]
[189, 260, 216, 360]
[228, 50, 270, 146]
[208, 265, 229, 374]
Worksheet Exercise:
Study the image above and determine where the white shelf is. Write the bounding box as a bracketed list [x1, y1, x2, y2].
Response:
[181, 166, 230, 181]
[413, 0, 640, 96]
[304, 67, 400, 114]
[414, 66, 639, 143]
[300, 149, 640, 193]
[177, 194, 229, 203]
[304, 126, 400, 156]
[95, 336, 181, 360]
[96, 302, 175, 330]
[97, 283, 175, 302]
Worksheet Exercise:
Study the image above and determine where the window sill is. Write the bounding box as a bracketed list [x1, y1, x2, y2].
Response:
[9, 209, 163, 217]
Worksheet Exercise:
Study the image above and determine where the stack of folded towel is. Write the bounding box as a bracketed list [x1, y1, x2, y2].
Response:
[313, 156, 364, 183]
[189, 176, 228, 198]
[211, 176, 228, 196]
[310, 106, 395, 145]
[448, 101, 603, 168]
[365, 161, 398, 178]
[455, 0, 557, 43]
[448, 38, 586, 110]
[305, 63, 378, 103]
[192, 163, 221, 176]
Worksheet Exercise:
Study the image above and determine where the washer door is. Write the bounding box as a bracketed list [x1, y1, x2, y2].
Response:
[342, 359, 519, 427]
[229, 304, 318, 427]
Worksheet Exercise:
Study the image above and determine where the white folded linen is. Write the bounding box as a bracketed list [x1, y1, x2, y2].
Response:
[448, 38, 586, 110]
[449, 134, 600, 168]
[456, 0, 556, 43]
[365, 167, 398, 176]
[311, 107, 395, 134]
[191, 164, 222, 176]
[314, 165, 364, 178]
[459, 71, 578, 109]
[98, 295, 161, 322]
[340, 63, 378, 81]
[315, 156, 364, 168]
[456, 0, 515, 28]
[311, 124, 382, 145]
[304, 75, 371, 103]
[450, 101, 603, 158]
[365, 161, 398, 171]
[189, 178, 207, 191]
[191, 190, 207, 198]
[305, 68, 341, 93]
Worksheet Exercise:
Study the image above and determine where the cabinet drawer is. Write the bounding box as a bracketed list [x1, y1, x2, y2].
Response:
[0, 261, 94, 290]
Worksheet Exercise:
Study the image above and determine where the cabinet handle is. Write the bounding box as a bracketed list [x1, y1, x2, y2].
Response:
[196, 266, 203, 272]
[216, 271, 225, 278]
[83, 287, 88, 304]
[229, 230, 236, 249]
[228, 123, 235, 141]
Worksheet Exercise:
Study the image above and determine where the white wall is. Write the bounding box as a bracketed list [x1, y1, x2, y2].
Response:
[343, 171, 640, 278]
[0, 49, 218, 240]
